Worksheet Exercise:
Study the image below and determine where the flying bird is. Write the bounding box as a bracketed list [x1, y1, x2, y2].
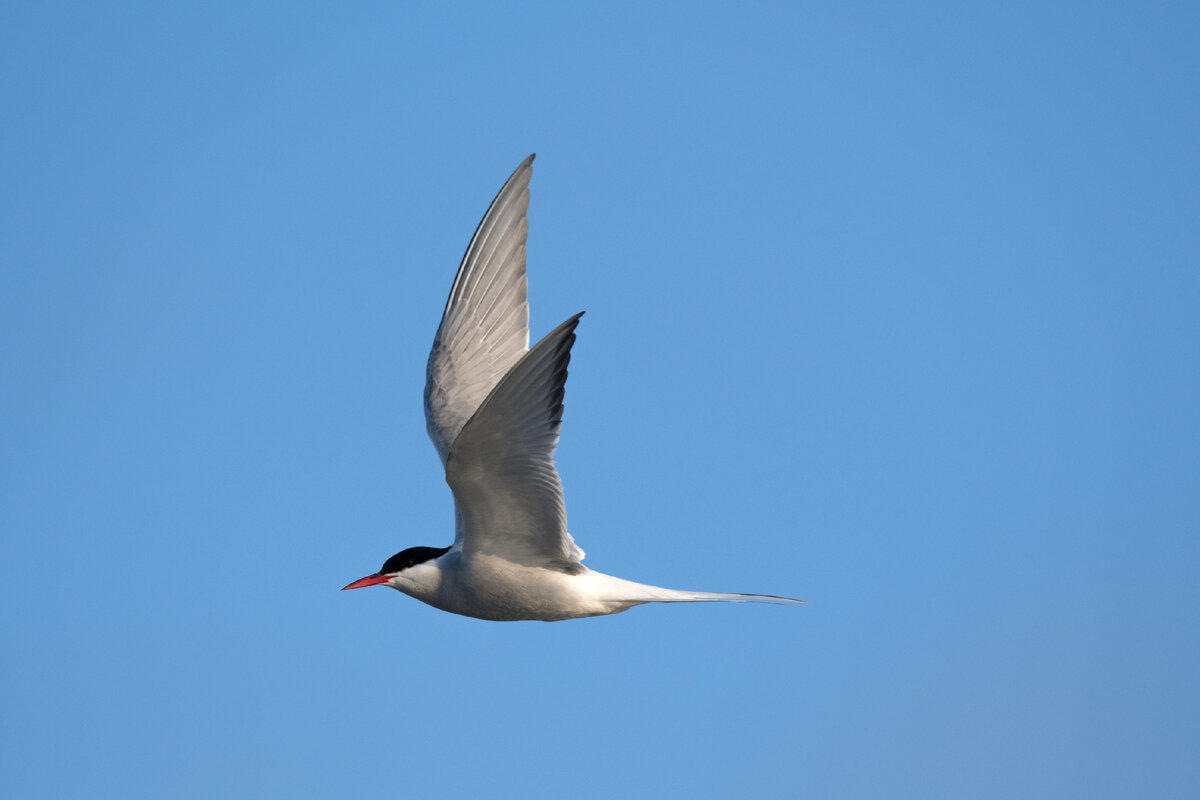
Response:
[342, 155, 802, 620]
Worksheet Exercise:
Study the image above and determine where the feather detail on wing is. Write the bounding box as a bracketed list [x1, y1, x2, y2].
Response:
[425, 155, 535, 465]
[446, 313, 586, 569]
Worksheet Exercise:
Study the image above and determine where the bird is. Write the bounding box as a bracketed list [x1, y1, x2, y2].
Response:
[341, 155, 802, 621]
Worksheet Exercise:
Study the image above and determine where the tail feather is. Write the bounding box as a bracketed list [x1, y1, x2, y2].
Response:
[643, 588, 806, 606]
[594, 574, 804, 608]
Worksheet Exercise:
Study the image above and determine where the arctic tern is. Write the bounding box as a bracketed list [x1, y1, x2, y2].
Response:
[342, 155, 802, 620]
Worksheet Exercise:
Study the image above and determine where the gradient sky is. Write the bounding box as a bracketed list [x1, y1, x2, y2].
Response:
[3, 3, 1198, 798]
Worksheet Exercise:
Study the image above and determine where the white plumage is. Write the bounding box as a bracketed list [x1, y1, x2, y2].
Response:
[342, 155, 801, 621]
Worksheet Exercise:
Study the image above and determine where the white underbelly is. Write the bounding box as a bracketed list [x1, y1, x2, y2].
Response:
[425, 558, 636, 621]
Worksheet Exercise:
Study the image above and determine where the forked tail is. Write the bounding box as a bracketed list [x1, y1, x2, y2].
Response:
[593, 573, 805, 609]
[643, 588, 805, 606]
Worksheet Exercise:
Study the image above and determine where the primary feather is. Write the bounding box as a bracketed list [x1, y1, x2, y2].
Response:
[425, 154, 534, 465]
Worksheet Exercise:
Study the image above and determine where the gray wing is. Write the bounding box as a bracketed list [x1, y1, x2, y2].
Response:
[445, 314, 586, 569]
[425, 155, 535, 466]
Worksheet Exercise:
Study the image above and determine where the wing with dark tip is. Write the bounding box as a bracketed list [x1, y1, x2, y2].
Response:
[425, 155, 535, 465]
[445, 313, 586, 569]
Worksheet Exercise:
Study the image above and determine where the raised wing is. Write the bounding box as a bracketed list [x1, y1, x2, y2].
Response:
[425, 155, 535, 465]
[446, 313, 586, 570]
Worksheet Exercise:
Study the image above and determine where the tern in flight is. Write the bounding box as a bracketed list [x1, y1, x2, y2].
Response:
[342, 155, 802, 620]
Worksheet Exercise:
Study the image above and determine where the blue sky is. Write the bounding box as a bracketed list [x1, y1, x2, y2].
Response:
[2, 2, 1197, 797]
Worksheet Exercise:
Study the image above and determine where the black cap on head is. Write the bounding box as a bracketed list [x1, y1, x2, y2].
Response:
[380, 546, 451, 575]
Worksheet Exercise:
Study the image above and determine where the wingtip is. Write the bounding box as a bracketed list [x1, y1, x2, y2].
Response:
[529, 312, 586, 352]
[563, 310, 585, 332]
[555, 310, 586, 328]
[504, 153, 535, 186]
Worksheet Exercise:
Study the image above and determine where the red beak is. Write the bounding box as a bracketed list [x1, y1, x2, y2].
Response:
[341, 573, 393, 591]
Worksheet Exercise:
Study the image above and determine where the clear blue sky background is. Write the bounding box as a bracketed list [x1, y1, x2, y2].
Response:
[3, 3, 1197, 798]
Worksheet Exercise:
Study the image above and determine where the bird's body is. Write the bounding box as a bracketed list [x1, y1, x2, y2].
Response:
[379, 550, 646, 622]
[342, 155, 801, 621]
[370, 548, 792, 622]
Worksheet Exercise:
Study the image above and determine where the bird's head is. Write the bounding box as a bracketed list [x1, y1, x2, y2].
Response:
[341, 545, 451, 591]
